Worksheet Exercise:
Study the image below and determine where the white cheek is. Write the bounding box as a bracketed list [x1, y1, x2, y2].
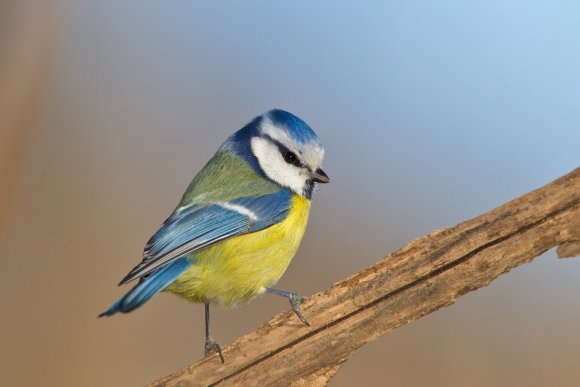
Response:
[251, 137, 307, 195]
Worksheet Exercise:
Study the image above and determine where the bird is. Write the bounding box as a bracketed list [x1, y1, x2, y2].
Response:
[99, 109, 329, 363]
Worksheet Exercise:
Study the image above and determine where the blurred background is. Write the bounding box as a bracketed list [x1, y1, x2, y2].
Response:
[1, 1, 579, 386]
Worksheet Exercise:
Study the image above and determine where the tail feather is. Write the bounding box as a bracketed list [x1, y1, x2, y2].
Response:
[98, 258, 191, 317]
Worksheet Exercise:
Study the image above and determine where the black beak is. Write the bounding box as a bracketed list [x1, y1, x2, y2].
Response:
[310, 168, 330, 184]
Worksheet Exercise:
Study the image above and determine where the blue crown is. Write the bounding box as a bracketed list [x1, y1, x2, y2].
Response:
[267, 109, 320, 146]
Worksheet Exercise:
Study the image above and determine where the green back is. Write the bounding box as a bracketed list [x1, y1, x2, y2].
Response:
[178, 150, 280, 206]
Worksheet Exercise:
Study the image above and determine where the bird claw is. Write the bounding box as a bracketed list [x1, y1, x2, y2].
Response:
[205, 335, 224, 363]
[288, 293, 310, 326]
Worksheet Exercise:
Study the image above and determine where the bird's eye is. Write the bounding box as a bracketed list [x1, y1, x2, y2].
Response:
[284, 151, 299, 166]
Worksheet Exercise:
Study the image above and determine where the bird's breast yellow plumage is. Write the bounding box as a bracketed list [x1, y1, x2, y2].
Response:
[164, 194, 311, 305]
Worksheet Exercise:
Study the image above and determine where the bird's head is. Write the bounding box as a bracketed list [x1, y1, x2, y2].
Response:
[223, 109, 329, 198]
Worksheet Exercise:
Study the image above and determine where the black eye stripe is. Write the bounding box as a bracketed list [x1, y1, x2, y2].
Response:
[262, 135, 304, 167]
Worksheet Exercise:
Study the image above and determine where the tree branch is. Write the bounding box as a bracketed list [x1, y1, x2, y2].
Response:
[151, 168, 580, 387]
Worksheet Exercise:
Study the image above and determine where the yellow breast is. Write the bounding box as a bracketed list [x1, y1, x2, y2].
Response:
[164, 194, 311, 305]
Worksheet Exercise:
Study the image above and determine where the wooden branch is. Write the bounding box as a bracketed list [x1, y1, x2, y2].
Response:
[151, 168, 580, 387]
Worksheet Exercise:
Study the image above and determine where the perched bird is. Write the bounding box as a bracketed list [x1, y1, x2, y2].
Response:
[99, 109, 329, 362]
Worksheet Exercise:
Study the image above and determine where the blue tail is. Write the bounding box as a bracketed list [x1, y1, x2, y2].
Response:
[98, 258, 191, 317]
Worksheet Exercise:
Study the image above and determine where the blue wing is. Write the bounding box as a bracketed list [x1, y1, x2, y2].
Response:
[99, 257, 192, 316]
[118, 189, 292, 285]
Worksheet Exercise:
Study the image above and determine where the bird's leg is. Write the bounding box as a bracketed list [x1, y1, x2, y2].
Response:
[266, 287, 310, 326]
[204, 302, 224, 363]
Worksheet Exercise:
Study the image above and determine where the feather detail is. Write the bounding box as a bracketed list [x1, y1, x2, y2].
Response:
[99, 258, 191, 317]
[118, 190, 293, 285]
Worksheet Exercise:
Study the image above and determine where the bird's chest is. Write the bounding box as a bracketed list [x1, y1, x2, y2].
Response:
[215, 195, 310, 270]
[193, 195, 311, 304]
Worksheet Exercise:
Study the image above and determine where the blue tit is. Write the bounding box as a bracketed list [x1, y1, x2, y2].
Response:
[99, 109, 329, 362]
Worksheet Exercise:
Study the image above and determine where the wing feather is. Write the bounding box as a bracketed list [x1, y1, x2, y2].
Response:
[119, 189, 292, 285]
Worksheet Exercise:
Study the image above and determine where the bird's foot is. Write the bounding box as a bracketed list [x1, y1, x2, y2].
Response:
[288, 293, 310, 326]
[205, 335, 224, 363]
[266, 288, 310, 326]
